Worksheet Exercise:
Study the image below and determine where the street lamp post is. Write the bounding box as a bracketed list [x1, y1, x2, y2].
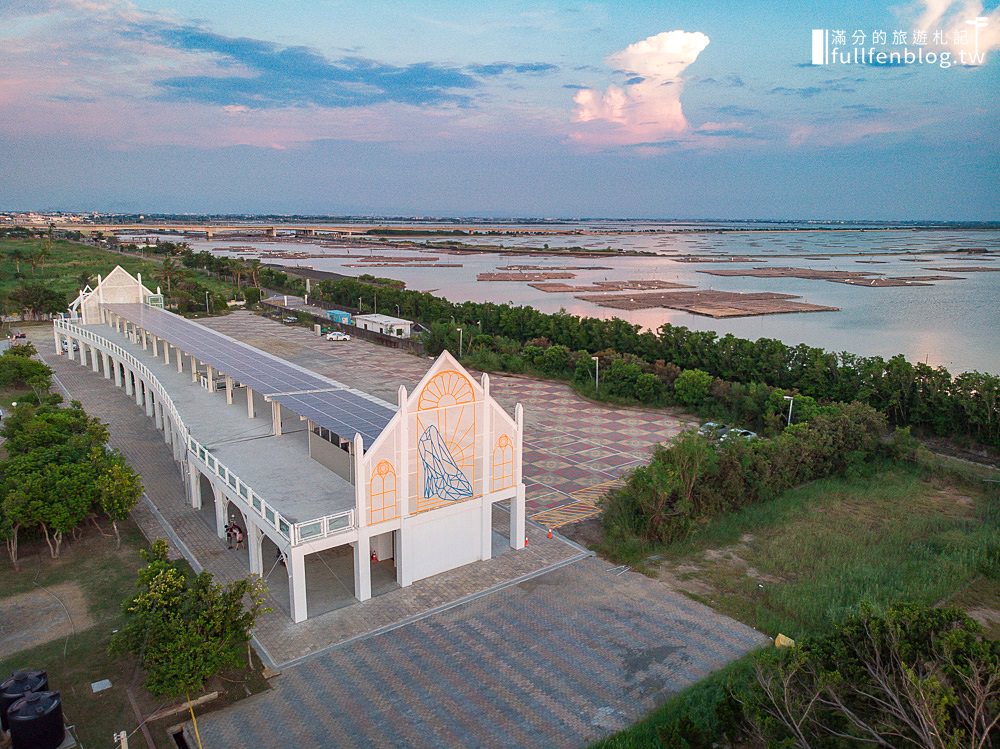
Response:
[205, 291, 210, 314]
[592, 355, 600, 393]
[783, 395, 794, 426]
[457, 327, 463, 358]
[396, 304, 401, 317]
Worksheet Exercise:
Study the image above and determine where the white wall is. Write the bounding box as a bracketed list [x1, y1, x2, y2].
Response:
[399, 499, 483, 584]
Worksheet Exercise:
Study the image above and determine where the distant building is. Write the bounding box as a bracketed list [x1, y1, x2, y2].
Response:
[354, 313, 413, 339]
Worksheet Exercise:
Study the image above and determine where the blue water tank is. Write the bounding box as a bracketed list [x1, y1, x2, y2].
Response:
[1, 671, 48, 732]
[8, 691, 64, 749]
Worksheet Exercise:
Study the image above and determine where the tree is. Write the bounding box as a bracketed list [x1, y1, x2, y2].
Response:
[246, 259, 263, 289]
[159, 257, 181, 293]
[674, 368, 713, 407]
[747, 604, 999, 749]
[7, 248, 25, 275]
[95, 452, 144, 547]
[6, 282, 65, 320]
[112, 540, 268, 698]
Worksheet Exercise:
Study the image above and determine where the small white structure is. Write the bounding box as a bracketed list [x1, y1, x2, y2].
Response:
[55, 267, 526, 624]
[354, 313, 413, 338]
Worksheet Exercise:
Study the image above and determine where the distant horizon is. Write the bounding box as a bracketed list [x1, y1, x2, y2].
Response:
[4, 211, 999, 226]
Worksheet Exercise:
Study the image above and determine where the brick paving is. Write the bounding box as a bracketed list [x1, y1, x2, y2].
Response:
[201, 312, 694, 519]
[36, 334, 587, 668]
[192, 556, 767, 748]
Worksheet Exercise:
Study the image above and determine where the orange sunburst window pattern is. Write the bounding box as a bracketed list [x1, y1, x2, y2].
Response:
[416, 369, 477, 512]
[369, 459, 398, 524]
[492, 434, 514, 491]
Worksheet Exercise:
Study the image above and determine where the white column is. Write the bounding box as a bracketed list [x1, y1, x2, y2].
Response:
[190, 355, 198, 382]
[206, 365, 214, 391]
[246, 388, 256, 418]
[480, 497, 493, 562]
[289, 548, 308, 623]
[90, 345, 100, 373]
[53, 327, 61, 355]
[511, 403, 525, 550]
[124, 367, 133, 395]
[141, 329, 148, 350]
[354, 533, 372, 602]
[113, 358, 123, 388]
[163, 341, 170, 365]
[225, 375, 233, 405]
[76, 339, 86, 365]
[151, 335, 159, 357]
[271, 401, 282, 436]
[248, 521, 263, 576]
[154, 399, 164, 431]
[176, 347, 183, 373]
[163, 414, 172, 445]
[213, 485, 227, 540]
[102, 351, 112, 379]
[143, 382, 154, 417]
[188, 457, 202, 509]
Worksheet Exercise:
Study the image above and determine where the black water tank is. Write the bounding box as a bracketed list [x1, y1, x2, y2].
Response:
[0, 670, 48, 732]
[8, 691, 64, 749]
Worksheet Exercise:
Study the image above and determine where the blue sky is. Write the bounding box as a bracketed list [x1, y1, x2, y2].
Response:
[0, 0, 997, 219]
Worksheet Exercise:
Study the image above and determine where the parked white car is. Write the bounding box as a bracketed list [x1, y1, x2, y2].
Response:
[325, 331, 351, 341]
[61, 340, 80, 352]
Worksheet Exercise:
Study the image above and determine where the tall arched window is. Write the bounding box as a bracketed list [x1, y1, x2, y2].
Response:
[369, 460, 397, 524]
[492, 434, 514, 491]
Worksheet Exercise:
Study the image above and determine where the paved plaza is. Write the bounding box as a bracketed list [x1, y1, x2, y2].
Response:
[202, 312, 694, 523]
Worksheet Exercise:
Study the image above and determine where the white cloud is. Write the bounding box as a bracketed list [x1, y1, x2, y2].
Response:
[908, 0, 1000, 63]
[571, 30, 710, 147]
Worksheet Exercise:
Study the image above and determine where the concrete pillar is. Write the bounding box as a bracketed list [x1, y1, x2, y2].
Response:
[76, 339, 86, 365]
[176, 347, 183, 373]
[188, 457, 202, 510]
[141, 329, 148, 350]
[271, 401, 282, 436]
[53, 327, 61, 355]
[480, 497, 493, 562]
[289, 549, 308, 623]
[124, 370, 134, 397]
[510, 484, 526, 550]
[113, 359, 123, 388]
[151, 335, 158, 357]
[354, 534, 372, 602]
[102, 351, 112, 379]
[154, 400, 164, 431]
[248, 521, 264, 576]
[190, 355, 198, 382]
[207, 365, 214, 392]
[144, 383, 154, 418]
[214, 486, 227, 539]
[163, 414, 172, 446]
[225, 375, 233, 405]
[246, 388, 256, 418]
[163, 341, 170, 365]
[90, 345, 100, 373]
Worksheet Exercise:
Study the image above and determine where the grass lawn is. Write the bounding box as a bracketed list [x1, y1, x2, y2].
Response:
[0, 237, 235, 306]
[653, 462, 1000, 639]
[0, 522, 149, 748]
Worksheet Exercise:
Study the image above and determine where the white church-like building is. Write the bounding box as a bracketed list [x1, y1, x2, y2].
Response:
[55, 267, 527, 622]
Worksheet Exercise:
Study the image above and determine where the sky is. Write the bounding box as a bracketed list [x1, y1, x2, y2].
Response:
[0, 0, 998, 219]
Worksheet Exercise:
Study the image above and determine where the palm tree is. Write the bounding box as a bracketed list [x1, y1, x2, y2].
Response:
[246, 259, 263, 289]
[8, 248, 25, 274]
[159, 257, 180, 293]
[37, 236, 51, 270]
[229, 258, 247, 289]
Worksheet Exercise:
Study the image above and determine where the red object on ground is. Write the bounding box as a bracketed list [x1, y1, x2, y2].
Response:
[524, 535, 529, 547]
[370, 550, 378, 563]
[547, 528, 553, 539]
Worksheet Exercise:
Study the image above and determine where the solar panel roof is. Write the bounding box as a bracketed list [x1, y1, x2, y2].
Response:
[103, 303, 395, 445]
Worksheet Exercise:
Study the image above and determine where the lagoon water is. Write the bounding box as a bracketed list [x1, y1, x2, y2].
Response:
[192, 222, 1000, 374]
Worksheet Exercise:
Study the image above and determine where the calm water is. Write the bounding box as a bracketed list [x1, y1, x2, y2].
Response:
[184, 224, 1000, 374]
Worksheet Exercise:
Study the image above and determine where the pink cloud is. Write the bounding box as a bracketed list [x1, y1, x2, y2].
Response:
[570, 30, 710, 147]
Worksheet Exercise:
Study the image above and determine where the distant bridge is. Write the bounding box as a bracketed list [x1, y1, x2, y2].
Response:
[18, 223, 581, 240]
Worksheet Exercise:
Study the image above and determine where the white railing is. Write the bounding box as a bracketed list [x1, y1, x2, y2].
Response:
[53, 319, 355, 545]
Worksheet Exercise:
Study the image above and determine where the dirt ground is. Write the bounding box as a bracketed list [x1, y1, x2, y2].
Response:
[0, 581, 95, 659]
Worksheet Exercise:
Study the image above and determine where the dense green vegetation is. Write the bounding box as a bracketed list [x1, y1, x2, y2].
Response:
[111, 539, 267, 698]
[304, 277, 1000, 450]
[600, 402, 891, 555]
[0, 351, 143, 566]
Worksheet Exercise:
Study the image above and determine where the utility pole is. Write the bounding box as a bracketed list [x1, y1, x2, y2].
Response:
[784, 395, 794, 426]
[592, 356, 600, 393]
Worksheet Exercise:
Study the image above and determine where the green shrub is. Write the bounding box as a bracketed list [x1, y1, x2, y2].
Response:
[674, 369, 713, 407]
